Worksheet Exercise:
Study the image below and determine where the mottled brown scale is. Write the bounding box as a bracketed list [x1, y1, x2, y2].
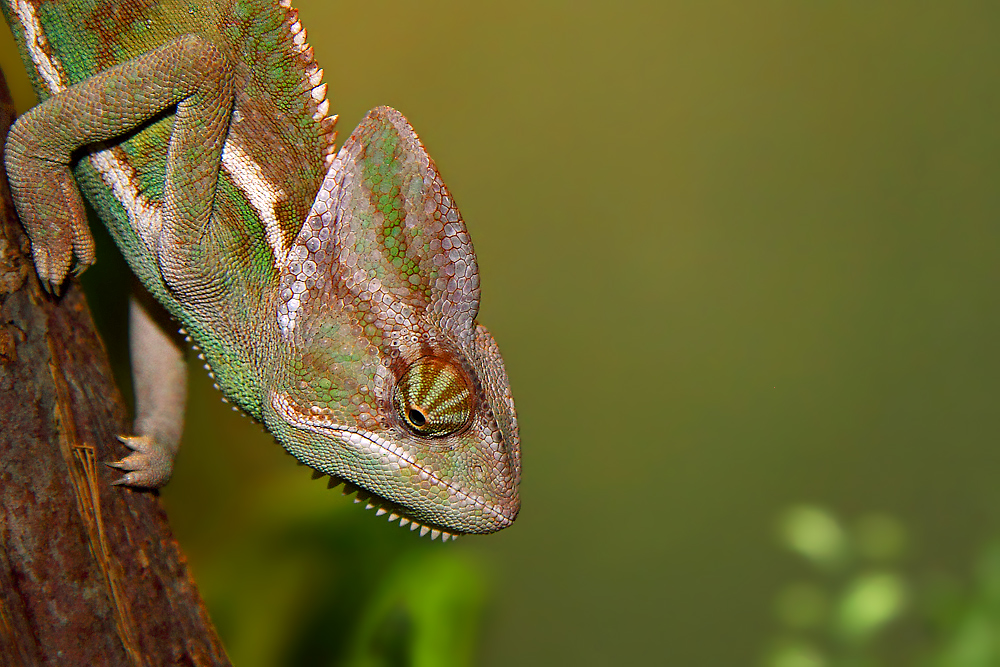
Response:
[83, 0, 159, 71]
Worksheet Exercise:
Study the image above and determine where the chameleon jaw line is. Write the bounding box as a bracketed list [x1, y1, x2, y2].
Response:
[270, 391, 516, 531]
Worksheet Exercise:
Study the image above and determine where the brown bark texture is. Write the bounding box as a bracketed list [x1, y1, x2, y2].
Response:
[0, 68, 231, 666]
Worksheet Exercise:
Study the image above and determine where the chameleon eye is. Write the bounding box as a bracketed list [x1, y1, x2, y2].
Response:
[394, 357, 473, 437]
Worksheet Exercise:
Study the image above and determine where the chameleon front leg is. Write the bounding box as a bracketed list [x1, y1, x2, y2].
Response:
[108, 295, 188, 488]
[4, 34, 235, 298]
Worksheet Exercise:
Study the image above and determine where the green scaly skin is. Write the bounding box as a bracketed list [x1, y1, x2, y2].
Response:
[2, 0, 520, 536]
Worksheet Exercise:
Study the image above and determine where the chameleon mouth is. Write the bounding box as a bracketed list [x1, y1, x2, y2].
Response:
[308, 468, 462, 541]
[270, 392, 516, 536]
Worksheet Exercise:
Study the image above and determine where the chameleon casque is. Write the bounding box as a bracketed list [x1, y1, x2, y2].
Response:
[2, 0, 520, 538]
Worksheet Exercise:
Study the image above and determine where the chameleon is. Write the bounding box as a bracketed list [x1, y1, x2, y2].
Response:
[1, 0, 520, 538]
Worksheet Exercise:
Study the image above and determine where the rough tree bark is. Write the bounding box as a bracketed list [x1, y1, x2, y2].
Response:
[0, 67, 231, 666]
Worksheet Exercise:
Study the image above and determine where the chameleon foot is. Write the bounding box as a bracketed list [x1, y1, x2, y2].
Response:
[106, 435, 174, 488]
[27, 218, 95, 294]
[6, 116, 97, 292]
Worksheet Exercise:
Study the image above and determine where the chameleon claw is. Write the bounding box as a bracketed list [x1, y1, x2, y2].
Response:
[104, 458, 132, 485]
[107, 467, 139, 487]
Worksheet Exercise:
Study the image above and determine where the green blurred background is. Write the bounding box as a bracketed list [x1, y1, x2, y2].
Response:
[5, 1, 1000, 664]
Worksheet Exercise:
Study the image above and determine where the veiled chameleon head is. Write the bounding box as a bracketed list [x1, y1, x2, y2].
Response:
[263, 107, 520, 535]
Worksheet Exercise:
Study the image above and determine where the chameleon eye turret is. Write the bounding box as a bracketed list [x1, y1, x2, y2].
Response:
[394, 357, 473, 437]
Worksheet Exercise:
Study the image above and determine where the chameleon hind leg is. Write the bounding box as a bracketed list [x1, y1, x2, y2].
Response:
[107, 294, 188, 488]
[4, 34, 234, 295]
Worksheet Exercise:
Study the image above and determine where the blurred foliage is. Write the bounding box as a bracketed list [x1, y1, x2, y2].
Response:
[185, 470, 488, 667]
[767, 506, 1000, 667]
[925, 543, 1000, 667]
